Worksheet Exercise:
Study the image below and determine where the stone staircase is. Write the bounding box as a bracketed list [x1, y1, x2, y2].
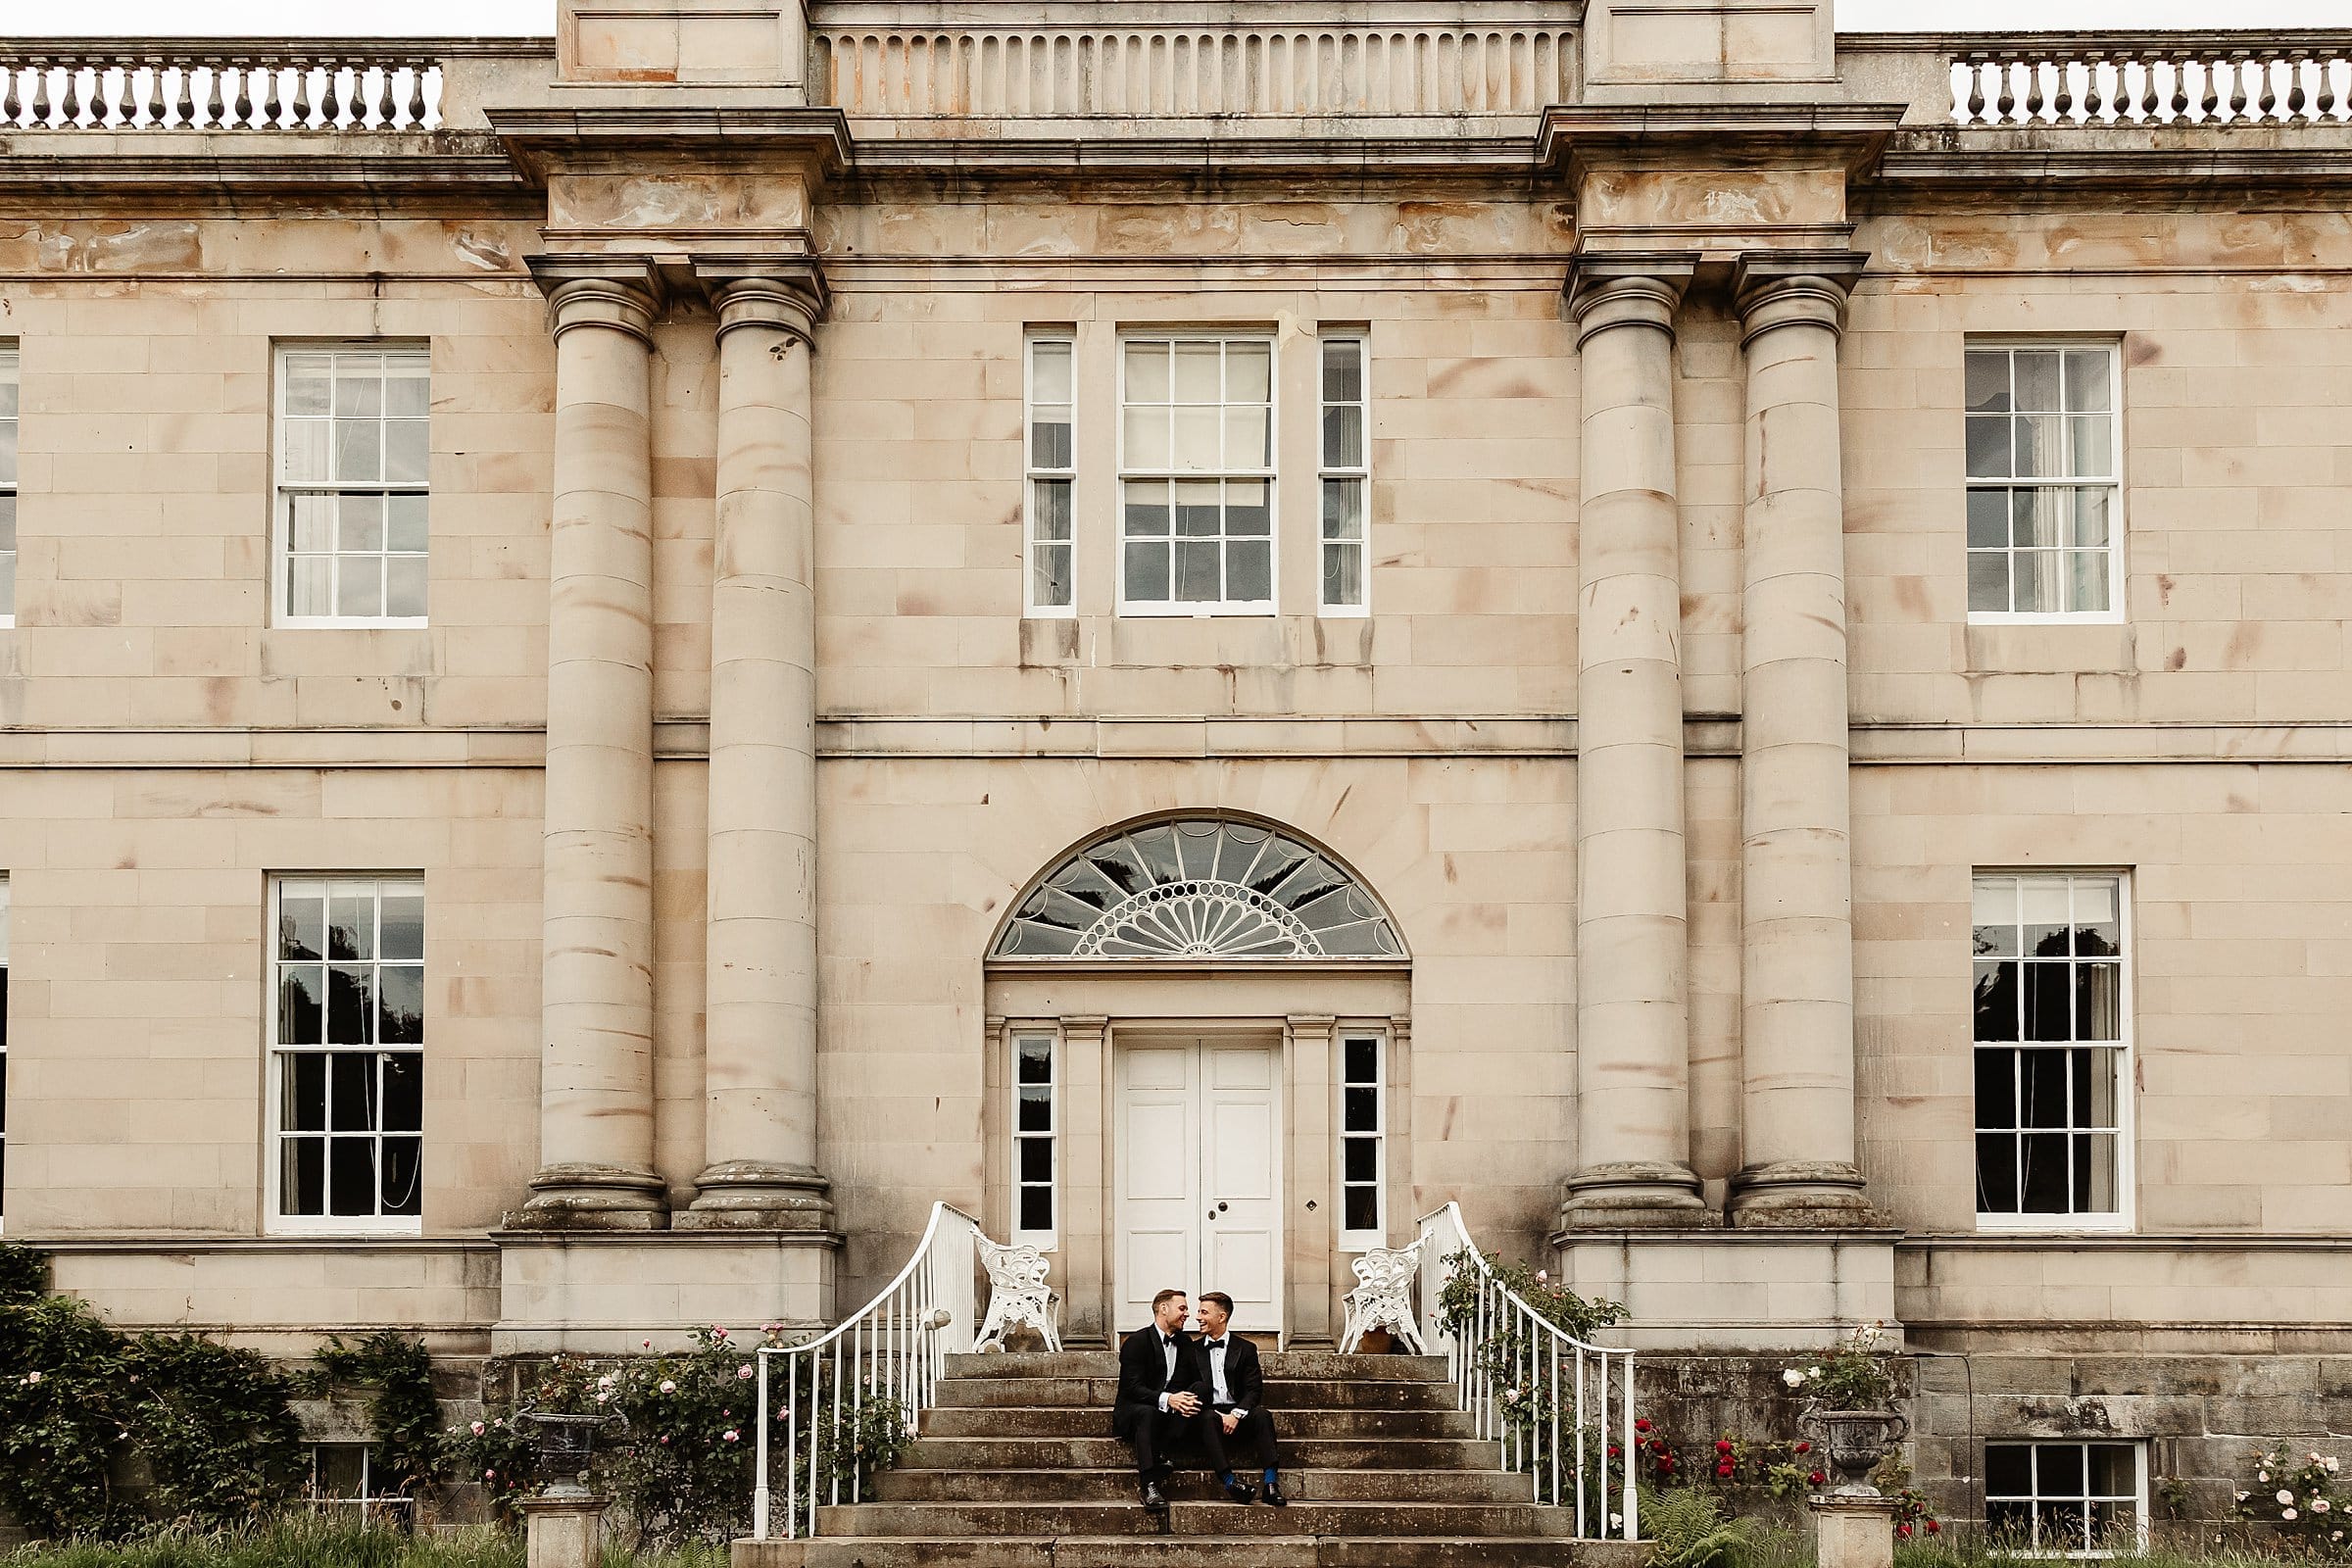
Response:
[737, 1348, 1641, 1568]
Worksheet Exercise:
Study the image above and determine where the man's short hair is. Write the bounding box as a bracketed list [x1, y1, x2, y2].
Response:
[1152, 1288, 1187, 1311]
[1200, 1291, 1235, 1317]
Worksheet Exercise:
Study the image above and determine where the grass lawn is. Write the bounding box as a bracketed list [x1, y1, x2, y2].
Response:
[0, 1516, 731, 1568]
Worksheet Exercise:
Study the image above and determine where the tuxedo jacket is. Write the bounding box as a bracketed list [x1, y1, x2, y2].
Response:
[1110, 1324, 1209, 1442]
[1201, 1332, 1266, 1413]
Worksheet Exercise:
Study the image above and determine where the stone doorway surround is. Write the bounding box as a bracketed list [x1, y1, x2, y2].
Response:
[983, 965, 1411, 1348]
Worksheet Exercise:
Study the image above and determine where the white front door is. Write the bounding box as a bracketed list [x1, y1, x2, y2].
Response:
[1114, 1037, 1283, 1335]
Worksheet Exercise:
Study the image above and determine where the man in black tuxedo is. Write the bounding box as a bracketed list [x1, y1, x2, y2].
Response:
[1111, 1287, 1210, 1512]
[1195, 1290, 1288, 1506]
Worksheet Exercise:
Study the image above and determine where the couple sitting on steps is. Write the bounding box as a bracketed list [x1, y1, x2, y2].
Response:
[1110, 1288, 1289, 1512]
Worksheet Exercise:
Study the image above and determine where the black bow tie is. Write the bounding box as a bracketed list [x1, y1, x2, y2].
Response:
[1160, 1334, 1177, 1347]
[1203, 1339, 1227, 1349]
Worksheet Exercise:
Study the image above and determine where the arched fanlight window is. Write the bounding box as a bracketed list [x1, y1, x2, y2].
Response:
[994, 816, 1403, 960]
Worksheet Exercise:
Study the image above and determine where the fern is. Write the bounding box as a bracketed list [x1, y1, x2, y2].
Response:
[1645, 1485, 1755, 1568]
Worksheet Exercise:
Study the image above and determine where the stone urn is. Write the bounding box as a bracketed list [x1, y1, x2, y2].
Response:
[1800, 1407, 1909, 1495]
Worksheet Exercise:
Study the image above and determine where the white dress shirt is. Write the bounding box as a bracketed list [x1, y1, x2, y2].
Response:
[1203, 1337, 1247, 1416]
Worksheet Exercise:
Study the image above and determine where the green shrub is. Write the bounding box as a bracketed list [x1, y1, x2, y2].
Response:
[1645, 1485, 1754, 1568]
[308, 1333, 446, 1501]
[0, 1244, 50, 1308]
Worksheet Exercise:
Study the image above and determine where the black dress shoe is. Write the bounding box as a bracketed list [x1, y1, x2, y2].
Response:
[1224, 1478, 1258, 1504]
[1142, 1482, 1169, 1512]
[1261, 1478, 1289, 1507]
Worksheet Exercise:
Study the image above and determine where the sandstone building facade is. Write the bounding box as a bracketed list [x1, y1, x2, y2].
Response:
[1, 0, 2348, 1532]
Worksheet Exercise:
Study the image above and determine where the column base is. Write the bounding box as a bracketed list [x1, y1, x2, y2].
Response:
[1728, 1160, 1880, 1230]
[1557, 1160, 1720, 1231]
[1549, 1227, 1900, 1351]
[518, 1494, 611, 1568]
[493, 1230, 839, 1354]
[1812, 1492, 1902, 1568]
[504, 1163, 669, 1232]
[675, 1160, 837, 1232]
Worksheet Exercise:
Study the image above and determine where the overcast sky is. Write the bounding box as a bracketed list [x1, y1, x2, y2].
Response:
[4, 0, 2349, 37]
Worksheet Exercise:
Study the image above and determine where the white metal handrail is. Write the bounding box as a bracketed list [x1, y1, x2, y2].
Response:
[1417, 1201, 1638, 1543]
[752, 1201, 982, 1542]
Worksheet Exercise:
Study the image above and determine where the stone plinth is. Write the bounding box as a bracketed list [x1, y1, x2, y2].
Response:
[1551, 1230, 1899, 1351]
[493, 1232, 837, 1354]
[519, 1494, 611, 1568]
[1812, 1493, 1901, 1568]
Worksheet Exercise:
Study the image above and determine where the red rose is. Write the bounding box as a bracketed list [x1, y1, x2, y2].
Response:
[1717, 1440, 1735, 1454]
[1636, 1418, 1651, 1433]
[1608, 1446, 1622, 1458]
[1927, 1521, 1942, 1535]
[1809, 1471, 1827, 1486]
[1794, 1442, 1811, 1454]
[1717, 1462, 1735, 1477]
[1896, 1525, 1913, 1539]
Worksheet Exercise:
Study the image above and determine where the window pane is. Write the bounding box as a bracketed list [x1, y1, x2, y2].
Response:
[1172, 406, 1220, 468]
[1344, 1086, 1377, 1130]
[1016, 1039, 1054, 1083]
[386, 359, 429, 416]
[283, 420, 330, 484]
[335, 368, 382, 417]
[1977, 1132, 2019, 1211]
[2023, 964, 2073, 1042]
[1973, 961, 2019, 1042]
[328, 1137, 376, 1216]
[1345, 1036, 1378, 1085]
[2012, 350, 2063, 412]
[381, 1136, 421, 1216]
[386, 556, 427, 619]
[1031, 341, 1073, 405]
[2035, 1444, 2085, 1494]
[1967, 551, 2010, 613]
[283, 1135, 325, 1215]
[1017, 1085, 1052, 1132]
[2067, 415, 2112, 477]
[2013, 550, 2063, 613]
[282, 1052, 327, 1131]
[2020, 1048, 2071, 1125]
[382, 1051, 422, 1133]
[2068, 552, 2109, 612]
[1125, 341, 1169, 402]
[290, 494, 333, 554]
[1324, 478, 1364, 542]
[1224, 342, 1271, 402]
[289, 557, 332, 617]
[1175, 481, 1221, 538]
[315, 1444, 369, 1498]
[377, 890, 422, 961]
[1173, 342, 1221, 402]
[1323, 541, 1363, 611]
[1031, 415, 1072, 471]
[2013, 487, 2063, 548]
[377, 963, 424, 1047]
[1974, 1048, 2017, 1130]
[2076, 964, 2121, 1041]
[281, 890, 326, 960]
[1226, 540, 1271, 604]
[2073, 879, 2121, 954]
[1032, 479, 1072, 543]
[339, 493, 384, 552]
[1018, 1187, 1054, 1233]
[1985, 1445, 2033, 1497]
[2064, 349, 2113, 414]
[279, 967, 325, 1046]
[385, 420, 428, 484]
[2069, 487, 2110, 548]
[1965, 415, 2011, 478]
[1322, 338, 1363, 404]
[1965, 352, 2012, 415]
[285, 355, 334, 416]
[1174, 540, 1221, 602]
[1033, 543, 1072, 612]
[1225, 406, 1270, 467]
[328, 1052, 377, 1131]
[1018, 1138, 1053, 1184]
[1226, 480, 1269, 535]
[2019, 1132, 2070, 1211]
[336, 555, 383, 619]
[2074, 1132, 2117, 1211]
[328, 965, 374, 1048]
[1124, 482, 1170, 536]
[2023, 880, 2071, 955]
[334, 419, 382, 483]
[1123, 408, 1169, 468]
[1323, 404, 1364, 468]
[1966, 489, 2009, 549]
[2013, 414, 2063, 478]
[1344, 1187, 1377, 1233]
[1344, 1138, 1377, 1183]
[2086, 1443, 2136, 1495]
[386, 494, 429, 554]
[1125, 540, 1169, 602]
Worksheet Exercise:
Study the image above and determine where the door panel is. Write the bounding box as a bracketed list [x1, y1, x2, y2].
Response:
[1113, 1037, 1284, 1336]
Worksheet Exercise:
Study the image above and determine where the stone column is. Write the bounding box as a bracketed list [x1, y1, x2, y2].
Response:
[1286, 1013, 1338, 1347]
[1560, 258, 1712, 1230]
[679, 266, 836, 1232]
[1729, 256, 1874, 1228]
[1059, 1016, 1111, 1341]
[515, 261, 666, 1227]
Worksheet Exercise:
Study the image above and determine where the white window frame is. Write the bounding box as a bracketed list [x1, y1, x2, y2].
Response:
[266, 875, 425, 1237]
[1010, 1028, 1059, 1250]
[1984, 1439, 2148, 1557]
[306, 1443, 413, 1516]
[271, 343, 430, 629]
[1024, 333, 1077, 617]
[1115, 332, 1279, 617]
[0, 342, 19, 629]
[1338, 1029, 1386, 1250]
[1971, 869, 2134, 1235]
[1318, 331, 1370, 616]
[1964, 339, 2125, 626]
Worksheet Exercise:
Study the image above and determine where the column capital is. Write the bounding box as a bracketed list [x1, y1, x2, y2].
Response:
[529, 256, 664, 345]
[1733, 251, 1870, 346]
[1565, 253, 1694, 346]
[696, 260, 829, 346]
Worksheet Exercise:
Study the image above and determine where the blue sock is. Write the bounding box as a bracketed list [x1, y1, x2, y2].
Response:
[1219, 1470, 1234, 1486]
[1263, 1468, 1278, 1485]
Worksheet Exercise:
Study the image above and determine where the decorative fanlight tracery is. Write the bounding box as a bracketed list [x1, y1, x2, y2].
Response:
[994, 816, 1403, 960]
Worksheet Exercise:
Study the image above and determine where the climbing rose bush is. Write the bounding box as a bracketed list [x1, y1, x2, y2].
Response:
[2235, 1443, 2349, 1557]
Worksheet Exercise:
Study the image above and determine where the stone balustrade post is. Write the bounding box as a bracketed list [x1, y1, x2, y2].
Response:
[679, 264, 835, 1231]
[513, 259, 667, 1228]
[1729, 255, 1875, 1228]
[1559, 257, 1713, 1231]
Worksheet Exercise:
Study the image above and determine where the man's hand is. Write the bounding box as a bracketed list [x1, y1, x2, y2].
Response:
[1221, 1411, 1242, 1436]
[1168, 1392, 1202, 1418]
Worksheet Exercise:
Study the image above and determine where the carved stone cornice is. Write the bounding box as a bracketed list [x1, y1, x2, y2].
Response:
[485, 101, 854, 184]
[1537, 102, 1908, 177]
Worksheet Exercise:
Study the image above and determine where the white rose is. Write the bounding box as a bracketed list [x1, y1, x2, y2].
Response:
[2236, 1493, 2251, 1503]
[2284, 1508, 2299, 1522]
[2316, 1499, 2331, 1514]
[1783, 1370, 1805, 1389]
[2328, 1458, 2343, 1476]
[660, 1379, 677, 1394]
[2281, 1491, 2298, 1505]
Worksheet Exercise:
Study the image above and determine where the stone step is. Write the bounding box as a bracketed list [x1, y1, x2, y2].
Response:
[814, 1501, 1574, 1539]
[740, 1535, 1611, 1568]
[921, 1405, 1476, 1441]
[900, 1436, 1506, 1472]
[944, 1352, 1449, 1382]
[936, 1375, 1453, 1410]
[869, 1466, 1531, 1504]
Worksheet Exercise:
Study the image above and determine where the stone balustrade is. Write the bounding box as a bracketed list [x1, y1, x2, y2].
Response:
[814, 23, 1575, 121]
[1945, 35, 2352, 127]
[0, 40, 558, 132]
